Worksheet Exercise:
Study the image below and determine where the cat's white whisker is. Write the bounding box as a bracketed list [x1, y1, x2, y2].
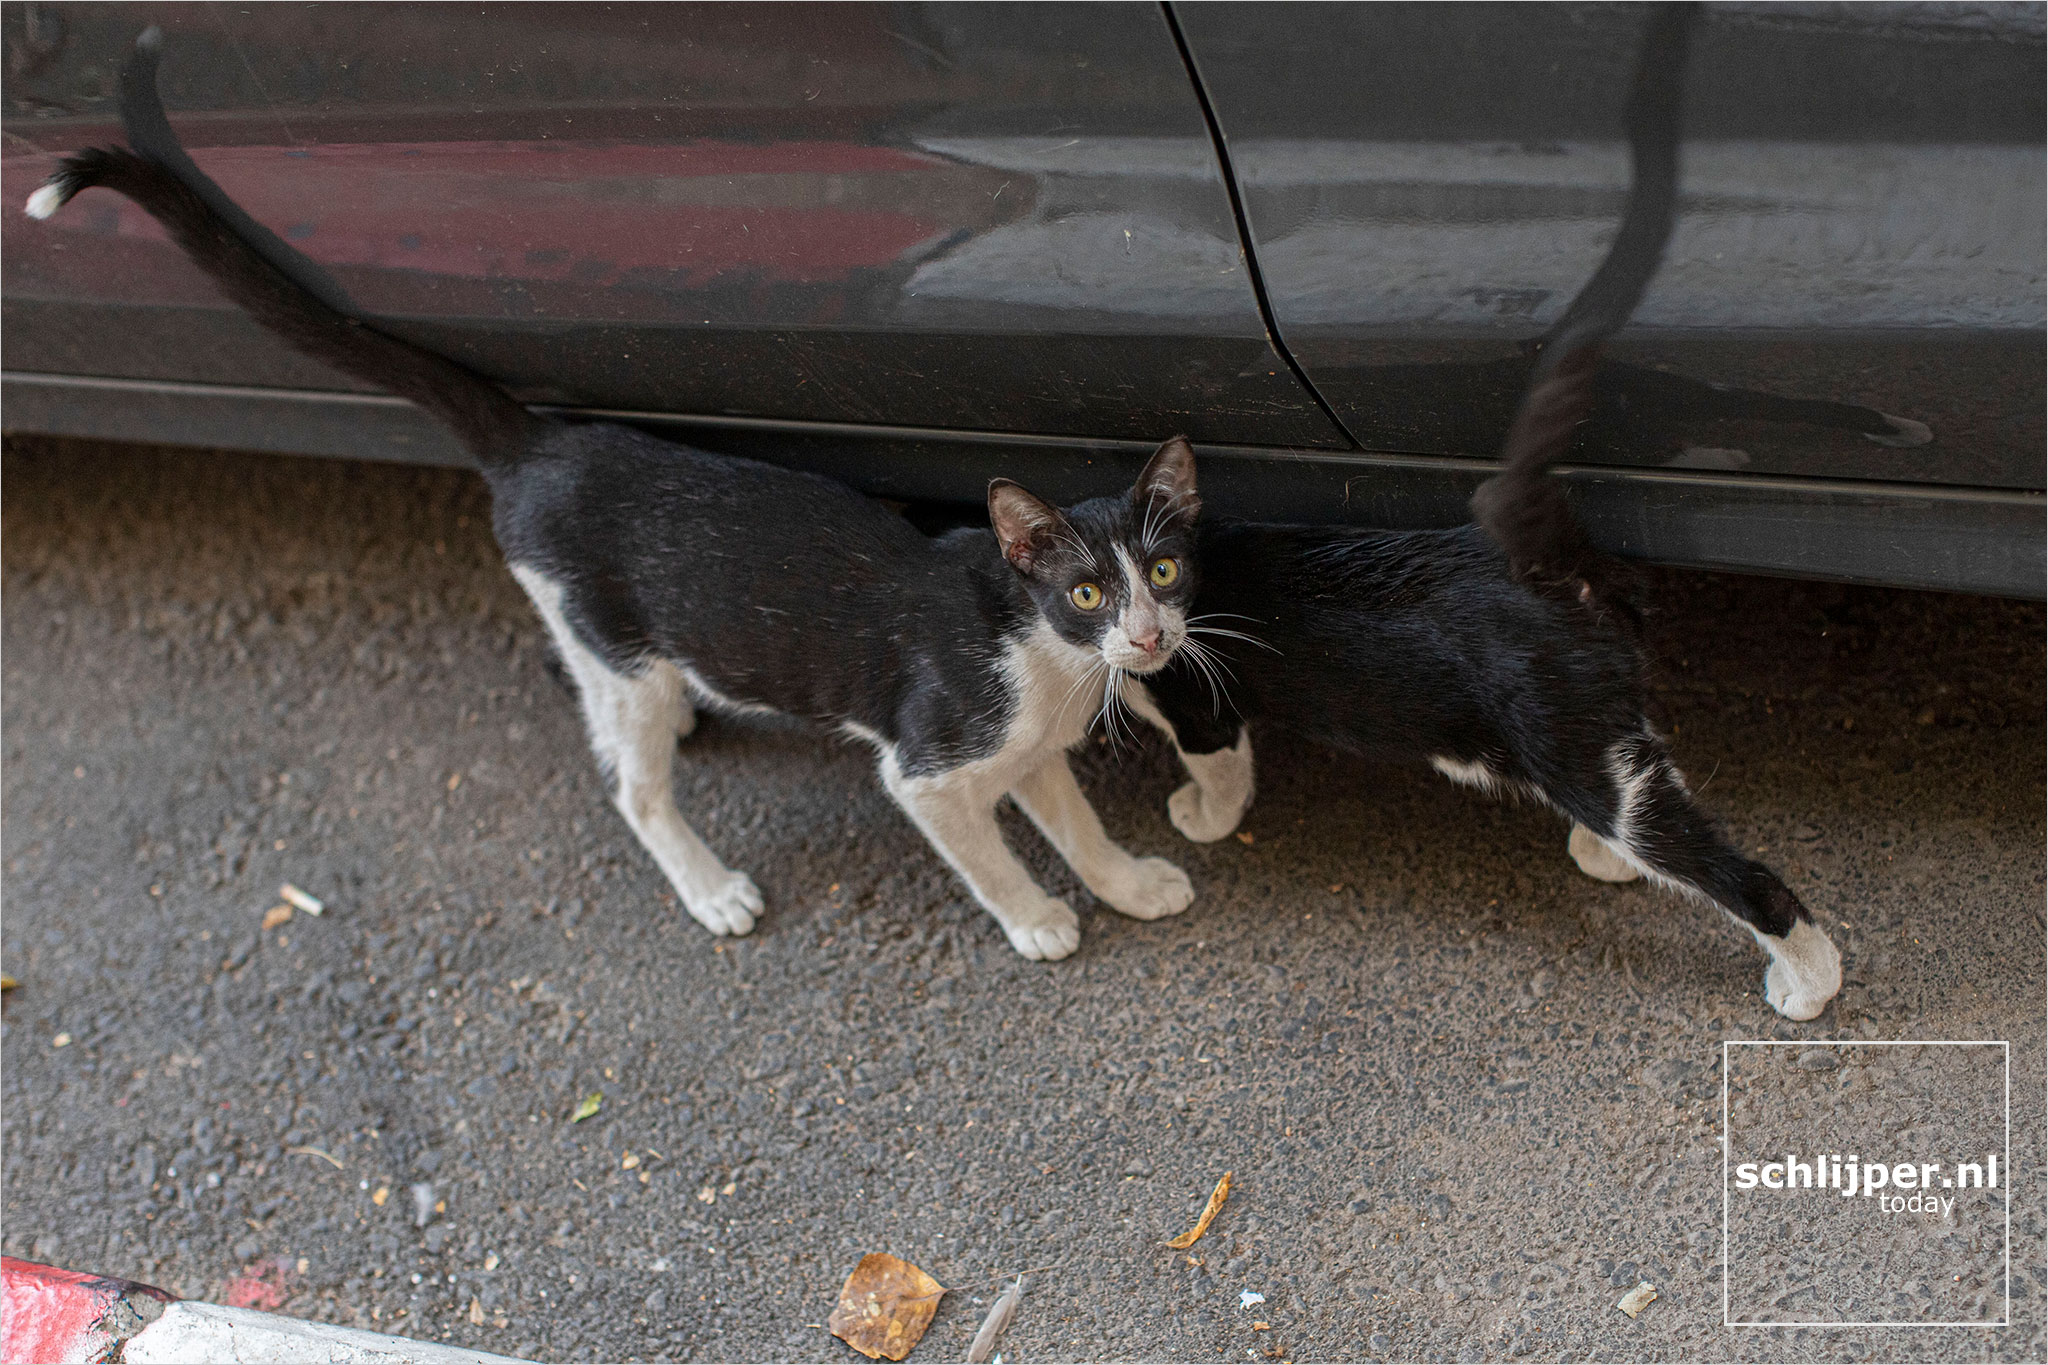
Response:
[1186, 624, 1280, 654]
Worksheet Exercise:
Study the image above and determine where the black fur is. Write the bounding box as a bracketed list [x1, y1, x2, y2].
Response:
[1144, 520, 1811, 943]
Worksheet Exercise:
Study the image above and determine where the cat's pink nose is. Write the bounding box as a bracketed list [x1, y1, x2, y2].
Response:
[1128, 629, 1160, 656]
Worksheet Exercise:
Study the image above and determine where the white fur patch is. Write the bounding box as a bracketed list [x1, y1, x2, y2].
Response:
[1568, 823, 1641, 882]
[25, 183, 64, 220]
[1104, 545, 1184, 675]
[1750, 918, 1843, 1021]
[1430, 755, 1506, 793]
[677, 663, 778, 719]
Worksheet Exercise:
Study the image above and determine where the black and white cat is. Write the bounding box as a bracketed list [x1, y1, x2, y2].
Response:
[1134, 4, 1843, 1021]
[27, 30, 1205, 961]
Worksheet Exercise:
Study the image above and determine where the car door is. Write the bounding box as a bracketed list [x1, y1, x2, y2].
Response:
[3, 2, 1345, 458]
[1173, 2, 2045, 592]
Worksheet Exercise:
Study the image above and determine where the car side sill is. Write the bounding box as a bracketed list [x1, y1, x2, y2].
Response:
[5, 370, 2040, 599]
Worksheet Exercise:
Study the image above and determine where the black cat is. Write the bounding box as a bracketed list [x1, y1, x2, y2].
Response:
[1134, 4, 1842, 1020]
[28, 30, 1208, 961]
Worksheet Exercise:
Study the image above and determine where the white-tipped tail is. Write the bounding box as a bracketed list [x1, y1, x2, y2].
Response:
[24, 182, 65, 220]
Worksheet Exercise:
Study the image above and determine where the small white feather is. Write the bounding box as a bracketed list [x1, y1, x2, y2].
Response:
[965, 1277, 1023, 1364]
[24, 183, 65, 220]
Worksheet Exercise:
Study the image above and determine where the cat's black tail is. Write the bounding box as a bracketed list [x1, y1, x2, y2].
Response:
[1470, 3, 1695, 599]
[24, 29, 543, 465]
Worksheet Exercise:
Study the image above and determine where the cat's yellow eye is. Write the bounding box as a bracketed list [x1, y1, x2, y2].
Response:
[1070, 582, 1104, 610]
[1149, 557, 1180, 588]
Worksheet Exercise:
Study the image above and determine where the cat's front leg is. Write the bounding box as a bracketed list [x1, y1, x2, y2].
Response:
[1123, 688, 1255, 843]
[880, 758, 1080, 960]
[1165, 728, 1255, 843]
[1011, 755, 1194, 921]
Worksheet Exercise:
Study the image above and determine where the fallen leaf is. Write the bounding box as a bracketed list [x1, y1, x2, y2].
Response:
[964, 1276, 1022, 1364]
[279, 883, 324, 916]
[262, 904, 293, 931]
[1616, 1281, 1658, 1318]
[1163, 1171, 1233, 1249]
[829, 1253, 946, 1361]
[571, 1092, 603, 1122]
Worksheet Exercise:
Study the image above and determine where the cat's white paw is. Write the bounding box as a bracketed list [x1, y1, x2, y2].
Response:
[685, 871, 762, 937]
[1099, 856, 1195, 921]
[1168, 781, 1243, 843]
[1761, 919, 1842, 1021]
[1000, 897, 1081, 961]
[1569, 824, 1640, 883]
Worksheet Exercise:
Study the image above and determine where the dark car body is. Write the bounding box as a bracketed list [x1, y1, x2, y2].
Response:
[4, 2, 2042, 596]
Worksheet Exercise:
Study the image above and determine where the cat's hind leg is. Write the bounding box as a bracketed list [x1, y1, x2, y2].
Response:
[1011, 754, 1194, 920]
[1574, 733, 1840, 1021]
[879, 758, 1080, 961]
[514, 567, 760, 937]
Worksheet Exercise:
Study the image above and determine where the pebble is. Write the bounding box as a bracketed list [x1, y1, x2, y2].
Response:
[1795, 1049, 1840, 1071]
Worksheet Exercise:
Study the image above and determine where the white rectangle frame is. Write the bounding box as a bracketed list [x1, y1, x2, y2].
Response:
[1720, 1038, 2011, 1329]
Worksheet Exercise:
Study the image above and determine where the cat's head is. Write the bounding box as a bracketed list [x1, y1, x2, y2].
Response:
[987, 436, 1199, 675]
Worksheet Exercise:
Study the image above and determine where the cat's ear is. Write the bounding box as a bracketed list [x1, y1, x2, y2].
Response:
[988, 479, 1067, 574]
[1133, 435, 1200, 525]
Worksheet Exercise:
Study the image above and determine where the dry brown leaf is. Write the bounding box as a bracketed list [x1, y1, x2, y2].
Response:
[829, 1253, 946, 1361]
[262, 904, 293, 931]
[1163, 1171, 1233, 1249]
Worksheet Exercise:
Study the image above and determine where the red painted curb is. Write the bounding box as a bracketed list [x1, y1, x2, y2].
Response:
[1, 1258, 176, 1365]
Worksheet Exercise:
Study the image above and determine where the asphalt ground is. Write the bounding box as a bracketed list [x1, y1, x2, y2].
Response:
[2, 435, 2042, 1364]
